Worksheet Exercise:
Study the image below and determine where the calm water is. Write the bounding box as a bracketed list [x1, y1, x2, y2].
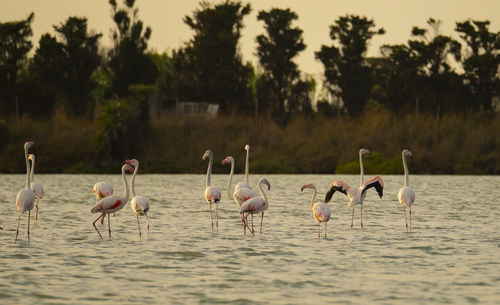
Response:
[0, 174, 499, 304]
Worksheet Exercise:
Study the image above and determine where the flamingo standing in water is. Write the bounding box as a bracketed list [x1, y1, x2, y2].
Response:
[398, 149, 415, 232]
[15, 141, 35, 243]
[93, 181, 113, 225]
[28, 154, 44, 222]
[324, 148, 384, 229]
[203, 150, 222, 233]
[89, 164, 134, 239]
[240, 178, 271, 236]
[125, 159, 150, 238]
[301, 184, 331, 238]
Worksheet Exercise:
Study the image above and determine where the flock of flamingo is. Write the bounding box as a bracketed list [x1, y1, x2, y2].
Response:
[11, 141, 415, 243]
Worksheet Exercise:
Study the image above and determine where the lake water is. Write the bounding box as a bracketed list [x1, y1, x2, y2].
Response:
[0, 174, 499, 304]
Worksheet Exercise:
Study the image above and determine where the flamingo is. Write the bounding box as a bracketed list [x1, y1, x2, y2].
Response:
[93, 181, 113, 225]
[301, 184, 331, 239]
[324, 148, 384, 229]
[202, 150, 222, 233]
[240, 178, 271, 236]
[398, 149, 415, 232]
[234, 144, 252, 190]
[125, 159, 150, 238]
[89, 164, 134, 239]
[15, 141, 35, 243]
[28, 154, 44, 221]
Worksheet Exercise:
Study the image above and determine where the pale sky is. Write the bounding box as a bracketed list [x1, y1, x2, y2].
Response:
[1, 0, 499, 78]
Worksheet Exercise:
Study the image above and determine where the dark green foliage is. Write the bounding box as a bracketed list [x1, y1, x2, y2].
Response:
[316, 15, 385, 117]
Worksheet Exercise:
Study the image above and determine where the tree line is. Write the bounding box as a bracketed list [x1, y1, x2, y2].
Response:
[0, 0, 499, 166]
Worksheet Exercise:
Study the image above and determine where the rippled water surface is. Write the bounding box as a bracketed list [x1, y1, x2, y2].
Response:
[0, 174, 499, 304]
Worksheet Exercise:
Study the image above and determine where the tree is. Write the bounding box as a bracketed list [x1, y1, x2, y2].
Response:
[0, 13, 34, 117]
[256, 8, 309, 126]
[456, 20, 500, 111]
[316, 15, 384, 117]
[175, 0, 254, 113]
[108, 0, 157, 97]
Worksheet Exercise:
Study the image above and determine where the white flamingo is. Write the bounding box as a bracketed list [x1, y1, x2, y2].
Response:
[324, 148, 384, 229]
[93, 181, 114, 225]
[301, 184, 331, 239]
[15, 141, 35, 243]
[398, 149, 415, 232]
[234, 144, 252, 190]
[89, 164, 134, 239]
[28, 154, 44, 221]
[203, 150, 222, 233]
[125, 159, 150, 238]
[240, 178, 271, 236]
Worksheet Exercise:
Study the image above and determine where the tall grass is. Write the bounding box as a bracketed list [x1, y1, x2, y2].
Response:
[1, 110, 498, 174]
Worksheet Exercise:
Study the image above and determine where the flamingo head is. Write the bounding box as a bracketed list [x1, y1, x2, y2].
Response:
[202, 150, 212, 160]
[125, 159, 139, 168]
[403, 149, 413, 158]
[123, 164, 135, 174]
[28, 154, 35, 161]
[300, 183, 315, 192]
[260, 178, 271, 191]
[245, 144, 250, 151]
[221, 156, 234, 166]
[359, 148, 370, 155]
[25, 141, 35, 150]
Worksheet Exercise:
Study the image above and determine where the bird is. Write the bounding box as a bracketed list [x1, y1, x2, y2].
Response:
[15, 141, 35, 243]
[301, 184, 331, 239]
[89, 164, 134, 239]
[28, 154, 44, 222]
[203, 150, 222, 233]
[240, 178, 271, 236]
[324, 148, 384, 229]
[398, 149, 415, 232]
[234, 144, 252, 191]
[93, 181, 114, 225]
[125, 159, 150, 239]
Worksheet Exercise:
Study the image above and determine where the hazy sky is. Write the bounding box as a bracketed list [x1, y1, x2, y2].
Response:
[2, 0, 499, 77]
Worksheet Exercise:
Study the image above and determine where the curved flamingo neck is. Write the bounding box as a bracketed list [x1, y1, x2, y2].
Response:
[359, 151, 365, 186]
[121, 165, 130, 202]
[244, 146, 250, 184]
[131, 162, 139, 197]
[258, 179, 268, 204]
[402, 152, 410, 187]
[24, 144, 31, 188]
[309, 186, 317, 212]
[30, 155, 35, 183]
[206, 152, 213, 188]
[226, 159, 234, 199]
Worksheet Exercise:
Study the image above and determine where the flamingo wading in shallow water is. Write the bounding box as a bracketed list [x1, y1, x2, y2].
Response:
[15, 141, 35, 243]
[89, 164, 134, 239]
[301, 184, 331, 238]
[324, 149, 384, 229]
[93, 181, 113, 225]
[240, 178, 271, 236]
[28, 154, 44, 222]
[125, 159, 150, 238]
[398, 149, 415, 232]
[203, 150, 222, 233]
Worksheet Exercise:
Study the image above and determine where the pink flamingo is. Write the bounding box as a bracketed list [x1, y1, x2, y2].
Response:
[398, 149, 415, 232]
[93, 181, 113, 225]
[240, 178, 271, 236]
[301, 184, 331, 238]
[125, 159, 150, 239]
[89, 164, 134, 239]
[203, 150, 222, 233]
[324, 149, 384, 228]
[15, 141, 35, 243]
[28, 154, 44, 221]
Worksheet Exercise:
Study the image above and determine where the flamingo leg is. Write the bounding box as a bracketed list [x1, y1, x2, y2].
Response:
[15, 214, 20, 243]
[242, 214, 254, 236]
[410, 207, 412, 232]
[260, 211, 264, 235]
[145, 213, 150, 239]
[360, 205, 363, 229]
[216, 203, 219, 233]
[325, 222, 327, 239]
[318, 223, 320, 239]
[241, 214, 246, 236]
[100, 212, 105, 225]
[351, 208, 354, 228]
[27, 210, 31, 244]
[92, 214, 103, 239]
[35, 199, 39, 222]
[251, 214, 254, 232]
[107, 213, 111, 239]
[403, 206, 408, 232]
[209, 203, 214, 232]
[137, 215, 142, 238]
